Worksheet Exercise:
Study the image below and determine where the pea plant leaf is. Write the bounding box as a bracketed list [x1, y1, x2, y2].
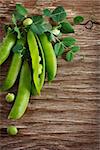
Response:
[66, 51, 74, 61]
[31, 16, 52, 35]
[62, 37, 76, 47]
[54, 42, 64, 56]
[46, 32, 56, 42]
[74, 16, 84, 25]
[14, 11, 25, 21]
[60, 21, 74, 33]
[16, 4, 28, 17]
[43, 22, 52, 31]
[51, 6, 67, 22]
[31, 15, 44, 24]
[30, 23, 47, 35]
[43, 8, 51, 17]
[71, 45, 80, 53]
[12, 43, 23, 53]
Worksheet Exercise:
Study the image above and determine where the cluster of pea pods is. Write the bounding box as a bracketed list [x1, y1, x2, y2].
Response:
[0, 30, 57, 120]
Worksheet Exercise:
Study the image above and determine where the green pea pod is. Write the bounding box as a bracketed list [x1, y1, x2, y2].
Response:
[1, 53, 22, 91]
[39, 33, 57, 82]
[27, 30, 40, 94]
[0, 37, 26, 91]
[0, 33, 16, 65]
[8, 60, 31, 119]
[31, 82, 37, 96]
[31, 35, 45, 95]
[35, 35, 45, 91]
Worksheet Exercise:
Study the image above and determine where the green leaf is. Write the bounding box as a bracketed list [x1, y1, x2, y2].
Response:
[12, 43, 23, 53]
[63, 37, 76, 47]
[14, 26, 21, 39]
[74, 16, 84, 25]
[43, 8, 51, 17]
[31, 16, 52, 34]
[31, 15, 44, 25]
[60, 22, 74, 33]
[54, 42, 64, 56]
[43, 22, 52, 31]
[51, 6, 67, 22]
[16, 4, 28, 16]
[46, 32, 55, 42]
[66, 51, 74, 61]
[71, 46, 80, 53]
[30, 23, 47, 35]
[12, 14, 16, 25]
[14, 12, 25, 21]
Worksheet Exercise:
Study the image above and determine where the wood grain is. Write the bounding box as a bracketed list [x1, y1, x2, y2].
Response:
[0, 0, 100, 150]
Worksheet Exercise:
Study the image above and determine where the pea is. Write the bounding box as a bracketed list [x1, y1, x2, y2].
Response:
[7, 125, 18, 136]
[6, 93, 15, 103]
[0, 33, 16, 65]
[39, 56, 41, 62]
[38, 64, 42, 75]
[23, 18, 33, 26]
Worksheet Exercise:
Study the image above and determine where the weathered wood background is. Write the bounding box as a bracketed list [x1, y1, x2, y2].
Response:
[0, 0, 100, 150]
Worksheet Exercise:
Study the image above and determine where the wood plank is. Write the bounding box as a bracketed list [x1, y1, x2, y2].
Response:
[0, 0, 100, 150]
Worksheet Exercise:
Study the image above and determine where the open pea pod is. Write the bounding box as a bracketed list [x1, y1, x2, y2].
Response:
[35, 35, 45, 91]
[0, 33, 16, 65]
[31, 35, 45, 95]
[39, 33, 57, 82]
[27, 30, 45, 94]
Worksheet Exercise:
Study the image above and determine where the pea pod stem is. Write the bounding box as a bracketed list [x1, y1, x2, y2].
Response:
[0, 33, 16, 65]
[39, 33, 57, 82]
[8, 60, 31, 119]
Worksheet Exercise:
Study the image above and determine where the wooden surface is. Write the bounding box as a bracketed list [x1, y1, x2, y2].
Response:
[0, 0, 100, 150]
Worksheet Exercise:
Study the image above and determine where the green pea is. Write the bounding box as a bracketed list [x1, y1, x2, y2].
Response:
[38, 64, 42, 75]
[39, 56, 41, 62]
[6, 93, 15, 103]
[8, 61, 31, 119]
[23, 18, 33, 26]
[7, 125, 18, 136]
[0, 33, 16, 65]
[39, 33, 57, 82]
